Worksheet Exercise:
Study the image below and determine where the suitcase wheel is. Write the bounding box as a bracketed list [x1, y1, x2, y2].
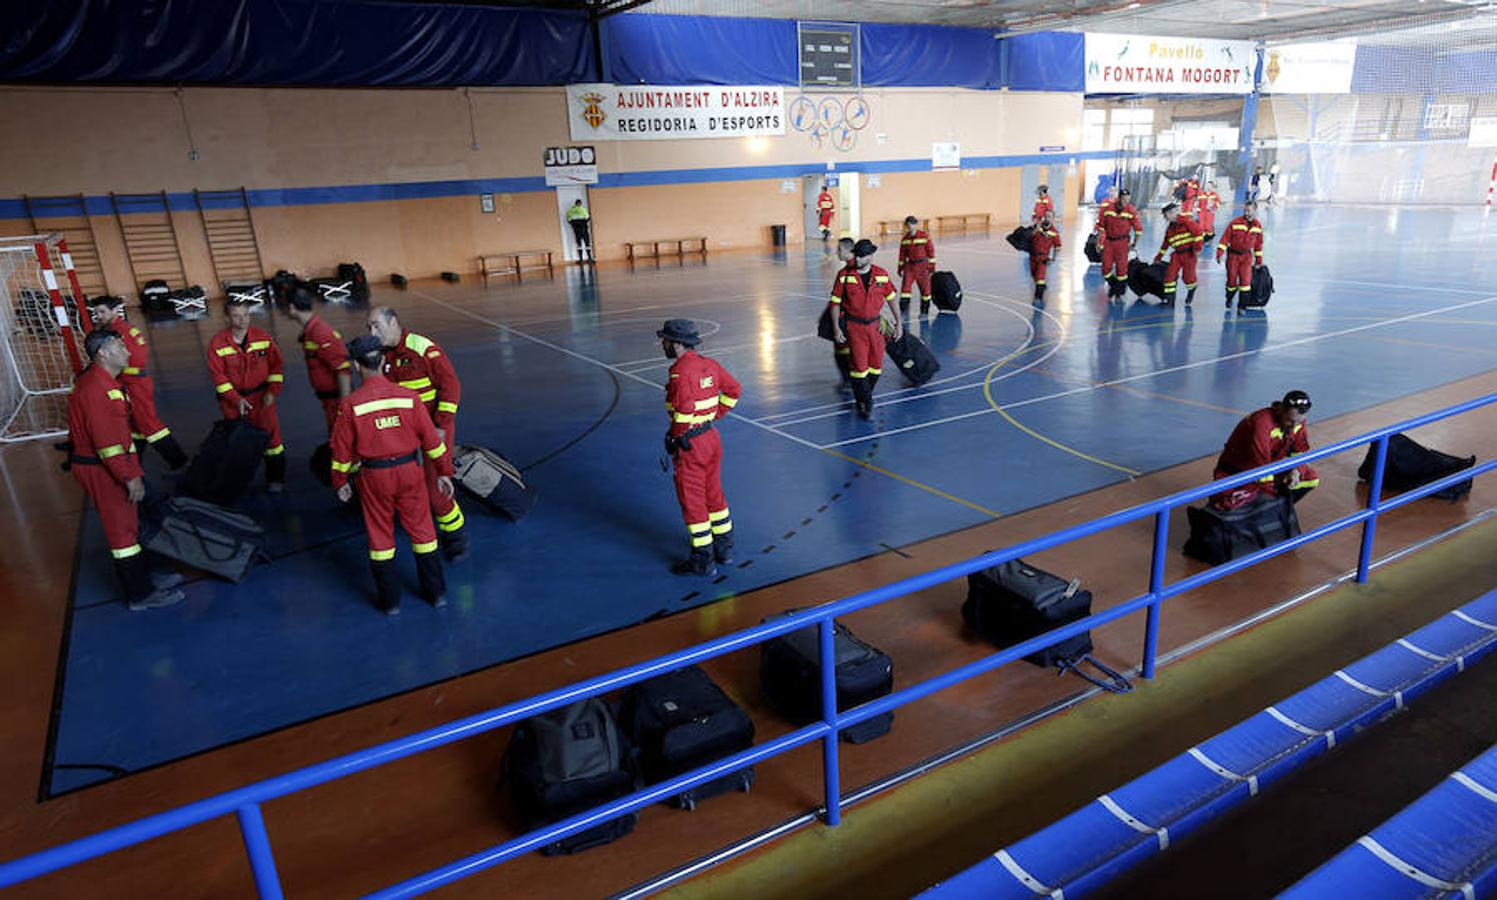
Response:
[738, 780, 751, 794]
[680, 795, 696, 812]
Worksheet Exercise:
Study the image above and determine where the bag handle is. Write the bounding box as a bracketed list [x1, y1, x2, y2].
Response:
[1057, 654, 1133, 694]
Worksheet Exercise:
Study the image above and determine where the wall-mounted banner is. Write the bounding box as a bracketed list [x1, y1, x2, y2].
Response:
[543, 146, 599, 185]
[567, 84, 786, 141]
[1085, 34, 1255, 94]
[1263, 40, 1357, 94]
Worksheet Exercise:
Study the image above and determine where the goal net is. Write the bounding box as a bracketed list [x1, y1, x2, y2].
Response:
[0, 234, 89, 443]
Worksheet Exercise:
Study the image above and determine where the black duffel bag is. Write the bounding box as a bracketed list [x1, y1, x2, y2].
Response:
[1359, 433, 1475, 501]
[1005, 225, 1035, 253]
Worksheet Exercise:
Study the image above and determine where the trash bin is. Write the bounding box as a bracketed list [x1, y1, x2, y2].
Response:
[770, 224, 787, 247]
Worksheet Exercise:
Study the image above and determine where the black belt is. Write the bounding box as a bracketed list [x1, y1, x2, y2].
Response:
[666, 421, 714, 455]
[1226, 248, 1249, 256]
[70, 454, 103, 466]
[360, 451, 420, 469]
[315, 389, 340, 400]
[1104, 235, 1131, 243]
[842, 312, 880, 326]
[240, 382, 269, 395]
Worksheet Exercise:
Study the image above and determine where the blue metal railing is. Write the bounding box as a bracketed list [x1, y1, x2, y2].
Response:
[3, 393, 1494, 898]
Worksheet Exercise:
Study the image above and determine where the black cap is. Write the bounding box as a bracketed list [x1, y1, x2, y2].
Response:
[1282, 390, 1312, 412]
[346, 335, 386, 365]
[1037, 185, 1049, 193]
[656, 319, 701, 346]
[1118, 187, 1132, 197]
[852, 238, 878, 258]
[1163, 202, 1179, 215]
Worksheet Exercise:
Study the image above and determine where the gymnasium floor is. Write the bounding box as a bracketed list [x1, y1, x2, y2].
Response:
[34, 202, 1497, 798]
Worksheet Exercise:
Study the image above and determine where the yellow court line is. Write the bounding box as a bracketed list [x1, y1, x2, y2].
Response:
[821, 448, 1003, 519]
[1029, 365, 1247, 416]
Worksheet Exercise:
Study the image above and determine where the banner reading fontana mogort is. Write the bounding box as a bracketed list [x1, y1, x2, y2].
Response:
[1085, 34, 1255, 95]
[566, 84, 786, 141]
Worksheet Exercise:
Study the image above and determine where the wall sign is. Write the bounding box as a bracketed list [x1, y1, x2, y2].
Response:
[543, 145, 598, 185]
[566, 84, 785, 141]
[1468, 117, 1497, 148]
[932, 142, 961, 170]
[1263, 40, 1357, 94]
[798, 23, 859, 88]
[1085, 34, 1255, 95]
[479, 193, 495, 213]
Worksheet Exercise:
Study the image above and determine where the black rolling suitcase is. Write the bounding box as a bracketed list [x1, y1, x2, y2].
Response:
[1006, 225, 1035, 253]
[178, 419, 269, 506]
[1241, 265, 1274, 308]
[1184, 493, 1301, 565]
[931, 271, 963, 311]
[503, 699, 638, 856]
[964, 559, 1130, 692]
[1127, 259, 1168, 299]
[337, 262, 370, 302]
[1084, 233, 1102, 264]
[620, 666, 755, 810]
[1358, 433, 1475, 501]
[761, 613, 894, 744]
[885, 332, 940, 386]
[453, 445, 537, 520]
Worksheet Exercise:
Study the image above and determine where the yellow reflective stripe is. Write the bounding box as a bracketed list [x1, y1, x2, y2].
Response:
[106, 389, 125, 401]
[246, 340, 271, 351]
[215, 346, 238, 356]
[873, 276, 890, 283]
[1269, 427, 1284, 439]
[404, 332, 435, 354]
[144, 428, 170, 442]
[331, 460, 354, 473]
[1297, 479, 1320, 488]
[303, 341, 320, 350]
[1231, 224, 1248, 230]
[215, 382, 233, 394]
[711, 522, 733, 535]
[397, 377, 433, 390]
[122, 366, 143, 375]
[691, 534, 714, 547]
[336, 361, 351, 370]
[369, 548, 396, 561]
[437, 506, 465, 531]
[672, 411, 712, 424]
[264, 444, 285, 456]
[1259, 475, 1276, 483]
[718, 395, 738, 408]
[1249, 227, 1262, 233]
[419, 389, 437, 403]
[97, 444, 126, 459]
[353, 397, 415, 416]
[413, 540, 439, 554]
[426, 442, 447, 459]
[693, 398, 720, 411]
[708, 508, 731, 522]
[829, 296, 842, 304]
[266, 374, 284, 383]
[111, 544, 142, 559]
[436, 401, 458, 414]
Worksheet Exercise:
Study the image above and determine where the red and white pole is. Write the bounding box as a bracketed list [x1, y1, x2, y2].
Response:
[55, 238, 90, 336]
[1487, 159, 1497, 208]
[32, 240, 85, 374]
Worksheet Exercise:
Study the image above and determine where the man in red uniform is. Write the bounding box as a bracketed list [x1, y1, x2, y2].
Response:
[1096, 187, 1143, 300]
[1029, 209, 1062, 304]
[1195, 181, 1222, 240]
[816, 185, 836, 240]
[332, 336, 452, 614]
[284, 285, 352, 434]
[86, 296, 188, 470]
[207, 298, 287, 491]
[1216, 199, 1264, 310]
[1031, 185, 1054, 224]
[1212, 390, 1319, 509]
[658, 319, 742, 577]
[829, 239, 903, 420]
[829, 237, 855, 390]
[1154, 202, 1205, 306]
[68, 330, 184, 611]
[897, 215, 937, 318]
[367, 306, 468, 560]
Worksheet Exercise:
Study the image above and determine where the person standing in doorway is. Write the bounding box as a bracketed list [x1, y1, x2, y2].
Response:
[566, 199, 593, 261]
[816, 184, 836, 240]
[1031, 185, 1055, 224]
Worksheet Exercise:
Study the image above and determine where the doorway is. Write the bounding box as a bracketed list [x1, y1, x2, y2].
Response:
[554, 185, 591, 263]
[801, 173, 860, 243]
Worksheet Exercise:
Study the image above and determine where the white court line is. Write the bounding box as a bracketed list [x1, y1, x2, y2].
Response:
[817, 292, 1497, 450]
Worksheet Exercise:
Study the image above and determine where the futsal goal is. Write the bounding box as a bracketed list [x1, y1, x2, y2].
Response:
[0, 234, 90, 443]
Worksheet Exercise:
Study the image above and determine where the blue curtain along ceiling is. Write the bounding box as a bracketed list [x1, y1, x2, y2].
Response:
[0, 0, 596, 86]
[858, 22, 1002, 89]
[1002, 32, 1085, 93]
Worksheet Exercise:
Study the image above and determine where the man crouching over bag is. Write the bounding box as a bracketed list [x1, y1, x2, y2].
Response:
[1212, 390, 1320, 509]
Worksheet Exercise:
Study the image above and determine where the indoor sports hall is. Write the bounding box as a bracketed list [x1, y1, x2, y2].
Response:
[2, 2, 1497, 898]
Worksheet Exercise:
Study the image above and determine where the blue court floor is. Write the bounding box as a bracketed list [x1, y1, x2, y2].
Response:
[45, 204, 1497, 795]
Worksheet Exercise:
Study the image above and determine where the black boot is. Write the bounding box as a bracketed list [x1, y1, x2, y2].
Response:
[118, 554, 182, 611]
[712, 531, 734, 565]
[919, 299, 931, 318]
[1162, 290, 1176, 306]
[1186, 286, 1196, 305]
[899, 296, 911, 318]
[370, 559, 402, 615]
[835, 352, 852, 390]
[851, 378, 872, 420]
[265, 453, 286, 493]
[671, 547, 717, 577]
[441, 526, 469, 563]
[153, 434, 189, 470]
[415, 549, 446, 608]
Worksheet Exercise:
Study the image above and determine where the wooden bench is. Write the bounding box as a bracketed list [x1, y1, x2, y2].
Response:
[878, 218, 929, 236]
[479, 249, 554, 287]
[934, 213, 992, 233]
[624, 237, 708, 263]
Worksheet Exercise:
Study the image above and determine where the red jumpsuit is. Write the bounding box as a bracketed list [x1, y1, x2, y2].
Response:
[830, 263, 896, 379]
[381, 329, 464, 540]
[207, 326, 286, 457]
[1029, 224, 1062, 286]
[1032, 195, 1055, 224]
[1217, 215, 1264, 300]
[330, 374, 452, 561]
[299, 314, 351, 433]
[666, 350, 741, 551]
[1213, 406, 1320, 507]
[1195, 190, 1221, 237]
[103, 317, 173, 447]
[898, 229, 936, 304]
[1096, 201, 1143, 283]
[68, 364, 145, 561]
[816, 191, 835, 233]
[1156, 218, 1205, 298]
